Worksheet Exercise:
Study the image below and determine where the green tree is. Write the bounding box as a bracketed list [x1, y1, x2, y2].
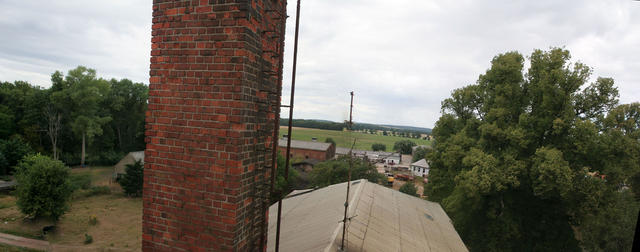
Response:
[311, 156, 384, 187]
[425, 48, 638, 251]
[271, 152, 299, 203]
[14, 154, 72, 221]
[0, 136, 33, 175]
[412, 146, 431, 162]
[393, 140, 416, 154]
[399, 182, 418, 197]
[119, 160, 144, 197]
[324, 137, 336, 146]
[371, 143, 386, 151]
[51, 67, 112, 166]
[580, 190, 638, 252]
[106, 79, 148, 152]
[0, 81, 48, 152]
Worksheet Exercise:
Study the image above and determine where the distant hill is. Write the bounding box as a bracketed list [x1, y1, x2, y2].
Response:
[280, 118, 432, 134]
[379, 124, 432, 133]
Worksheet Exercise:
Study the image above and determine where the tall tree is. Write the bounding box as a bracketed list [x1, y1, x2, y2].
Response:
[51, 67, 111, 167]
[426, 48, 638, 251]
[105, 78, 148, 152]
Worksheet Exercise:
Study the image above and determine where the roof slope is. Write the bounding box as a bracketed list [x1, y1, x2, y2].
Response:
[114, 151, 145, 174]
[267, 180, 467, 252]
[411, 158, 429, 168]
[278, 138, 332, 151]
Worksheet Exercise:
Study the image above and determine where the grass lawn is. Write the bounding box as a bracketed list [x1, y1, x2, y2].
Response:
[281, 126, 432, 151]
[0, 166, 141, 251]
[0, 243, 41, 252]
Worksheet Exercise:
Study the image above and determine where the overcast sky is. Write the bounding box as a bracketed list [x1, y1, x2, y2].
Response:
[0, 0, 638, 128]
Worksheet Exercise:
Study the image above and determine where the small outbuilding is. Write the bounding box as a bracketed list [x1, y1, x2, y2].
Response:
[411, 158, 430, 177]
[113, 151, 144, 179]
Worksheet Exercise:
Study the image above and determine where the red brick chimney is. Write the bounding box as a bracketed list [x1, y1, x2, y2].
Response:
[143, 0, 286, 251]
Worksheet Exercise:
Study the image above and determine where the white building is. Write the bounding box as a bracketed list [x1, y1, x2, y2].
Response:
[410, 158, 429, 177]
[335, 147, 401, 165]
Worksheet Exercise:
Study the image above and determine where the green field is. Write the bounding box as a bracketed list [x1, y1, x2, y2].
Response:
[281, 126, 432, 151]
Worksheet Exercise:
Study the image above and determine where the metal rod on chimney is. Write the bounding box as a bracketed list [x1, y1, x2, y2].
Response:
[341, 91, 354, 250]
[276, 0, 301, 251]
[264, 1, 287, 250]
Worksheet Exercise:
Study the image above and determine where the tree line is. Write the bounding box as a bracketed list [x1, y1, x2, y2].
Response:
[426, 48, 639, 251]
[0, 66, 148, 175]
[279, 118, 430, 139]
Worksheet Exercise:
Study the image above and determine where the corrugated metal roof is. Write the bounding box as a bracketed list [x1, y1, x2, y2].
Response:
[278, 138, 332, 151]
[267, 180, 467, 252]
[411, 158, 429, 168]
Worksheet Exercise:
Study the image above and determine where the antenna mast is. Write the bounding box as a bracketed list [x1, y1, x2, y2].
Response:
[341, 91, 354, 250]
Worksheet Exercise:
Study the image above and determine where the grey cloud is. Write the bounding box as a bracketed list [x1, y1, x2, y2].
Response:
[0, 0, 638, 128]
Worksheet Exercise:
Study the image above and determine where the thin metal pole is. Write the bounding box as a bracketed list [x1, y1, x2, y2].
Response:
[341, 91, 354, 250]
[264, 2, 287, 250]
[276, 0, 301, 251]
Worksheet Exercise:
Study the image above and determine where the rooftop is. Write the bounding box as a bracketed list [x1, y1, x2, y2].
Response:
[278, 138, 333, 151]
[267, 180, 467, 252]
[335, 147, 400, 158]
[411, 158, 429, 168]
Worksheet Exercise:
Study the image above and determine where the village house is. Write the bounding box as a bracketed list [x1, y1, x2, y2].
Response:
[411, 158, 430, 177]
[335, 147, 402, 165]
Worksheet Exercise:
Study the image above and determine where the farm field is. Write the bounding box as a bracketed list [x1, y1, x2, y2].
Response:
[281, 126, 432, 151]
[0, 166, 141, 251]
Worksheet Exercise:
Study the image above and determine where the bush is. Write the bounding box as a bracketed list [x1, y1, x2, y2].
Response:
[271, 152, 299, 203]
[399, 182, 418, 197]
[69, 173, 92, 191]
[84, 233, 93, 244]
[88, 215, 98, 226]
[0, 136, 33, 175]
[371, 143, 386, 151]
[119, 160, 143, 197]
[14, 154, 73, 221]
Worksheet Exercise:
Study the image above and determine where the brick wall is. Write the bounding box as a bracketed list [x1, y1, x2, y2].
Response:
[277, 146, 337, 161]
[143, 0, 286, 251]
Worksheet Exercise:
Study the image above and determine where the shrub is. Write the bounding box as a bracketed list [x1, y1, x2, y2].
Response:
[69, 173, 92, 191]
[88, 215, 98, 226]
[399, 182, 418, 197]
[119, 160, 143, 197]
[371, 143, 386, 151]
[14, 154, 72, 221]
[84, 233, 93, 244]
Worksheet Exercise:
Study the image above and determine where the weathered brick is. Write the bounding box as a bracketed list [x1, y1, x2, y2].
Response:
[143, 0, 286, 251]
